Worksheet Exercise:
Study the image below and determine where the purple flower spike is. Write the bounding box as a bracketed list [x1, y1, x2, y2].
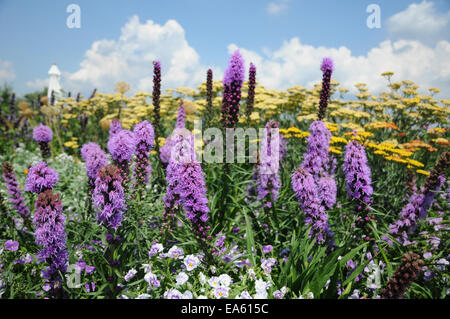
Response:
[291, 168, 334, 245]
[256, 121, 282, 206]
[246, 63, 256, 123]
[109, 119, 122, 137]
[34, 190, 68, 289]
[175, 100, 186, 129]
[153, 60, 162, 150]
[33, 124, 53, 143]
[107, 129, 136, 188]
[318, 57, 334, 120]
[93, 165, 126, 230]
[81, 142, 108, 180]
[33, 124, 53, 158]
[343, 140, 374, 236]
[320, 57, 334, 73]
[133, 120, 155, 189]
[25, 162, 59, 194]
[2, 162, 30, 219]
[221, 50, 245, 128]
[301, 120, 332, 177]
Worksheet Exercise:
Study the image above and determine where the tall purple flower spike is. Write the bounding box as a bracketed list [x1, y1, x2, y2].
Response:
[318, 57, 334, 120]
[291, 168, 334, 245]
[246, 63, 256, 123]
[81, 142, 108, 195]
[33, 124, 53, 142]
[81, 142, 108, 180]
[343, 140, 375, 237]
[152, 60, 162, 151]
[33, 124, 53, 158]
[34, 189, 68, 291]
[2, 162, 30, 219]
[221, 50, 245, 128]
[93, 165, 126, 230]
[301, 120, 332, 177]
[25, 162, 59, 194]
[109, 119, 122, 137]
[160, 102, 187, 164]
[389, 152, 448, 244]
[133, 120, 155, 189]
[107, 129, 136, 188]
[256, 121, 282, 206]
[163, 137, 212, 255]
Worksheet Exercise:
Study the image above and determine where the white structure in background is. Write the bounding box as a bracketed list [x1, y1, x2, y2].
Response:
[47, 63, 62, 102]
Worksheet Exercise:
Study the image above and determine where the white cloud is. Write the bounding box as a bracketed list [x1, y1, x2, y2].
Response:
[229, 38, 450, 98]
[26, 14, 449, 99]
[63, 15, 210, 94]
[387, 0, 450, 44]
[26, 77, 48, 90]
[266, 0, 289, 15]
[0, 60, 15, 84]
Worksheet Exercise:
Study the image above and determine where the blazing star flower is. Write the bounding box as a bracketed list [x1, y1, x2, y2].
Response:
[107, 129, 136, 188]
[301, 120, 332, 177]
[184, 255, 201, 271]
[92, 165, 126, 230]
[109, 119, 122, 136]
[5, 240, 19, 251]
[2, 162, 30, 219]
[318, 57, 334, 120]
[343, 140, 375, 236]
[152, 60, 162, 150]
[33, 124, 53, 159]
[221, 50, 245, 128]
[160, 103, 187, 164]
[34, 190, 68, 288]
[246, 63, 256, 123]
[291, 168, 334, 245]
[176, 272, 189, 286]
[25, 162, 59, 194]
[33, 124, 53, 143]
[133, 120, 155, 190]
[343, 140, 373, 207]
[318, 175, 337, 210]
[205, 69, 213, 127]
[256, 120, 282, 207]
[80, 142, 108, 180]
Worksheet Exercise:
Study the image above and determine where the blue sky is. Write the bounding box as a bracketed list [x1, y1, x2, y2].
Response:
[0, 0, 449, 97]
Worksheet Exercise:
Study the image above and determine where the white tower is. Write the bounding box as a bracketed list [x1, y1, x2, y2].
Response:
[47, 63, 62, 102]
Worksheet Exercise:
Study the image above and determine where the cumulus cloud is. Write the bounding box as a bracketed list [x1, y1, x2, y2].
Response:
[387, 0, 450, 44]
[265, 0, 290, 15]
[229, 38, 450, 98]
[26, 78, 48, 90]
[0, 60, 16, 84]
[26, 13, 449, 99]
[63, 15, 210, 94]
